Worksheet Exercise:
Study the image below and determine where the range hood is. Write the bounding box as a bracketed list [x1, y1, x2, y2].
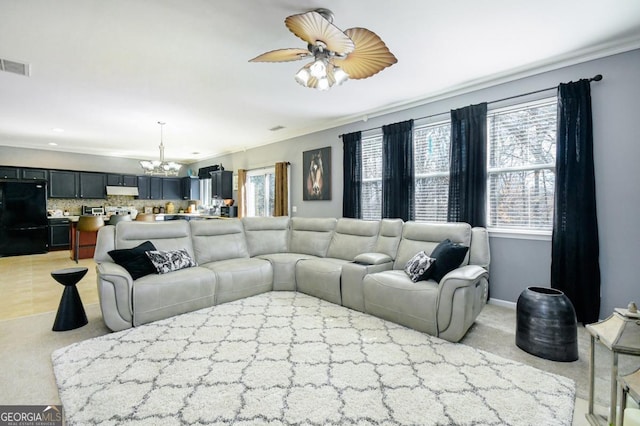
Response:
[106, 186, 139, 196]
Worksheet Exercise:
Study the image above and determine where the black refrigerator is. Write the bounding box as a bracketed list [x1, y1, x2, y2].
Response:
[0, 180, 49, 256]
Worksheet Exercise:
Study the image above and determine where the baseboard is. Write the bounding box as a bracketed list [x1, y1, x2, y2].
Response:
[488, 298, 516, 309]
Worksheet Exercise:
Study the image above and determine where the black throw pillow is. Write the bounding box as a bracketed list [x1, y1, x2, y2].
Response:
[108, 241, 158, 280]
[429, 239, 469, 283]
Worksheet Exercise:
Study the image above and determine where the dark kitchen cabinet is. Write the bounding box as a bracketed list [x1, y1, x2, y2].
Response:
[162, 178, 181, 200]
[181, 176, 200, 200]
[211, 170, 233, 199]
[137, 176, 163, 200]
[0, 167, 19, 179]
[49, 170, 78, 198]
[107, 174, 137, 186]
[21, 168, 48, 180]
[79, 172, 107, 199]
[49, 218, 71, 250]
[0, 167, 47, 180]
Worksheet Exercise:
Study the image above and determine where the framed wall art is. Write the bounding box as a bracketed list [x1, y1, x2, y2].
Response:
[303, 146, 331, 200]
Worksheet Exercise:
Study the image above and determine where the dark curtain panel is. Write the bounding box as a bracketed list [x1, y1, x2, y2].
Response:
[274, 162, 289, 217]
[382, 120, 414, 221]
[448, 103, 488, 227]
[342, 131, 362, 218]
[552, 79, 600, 324]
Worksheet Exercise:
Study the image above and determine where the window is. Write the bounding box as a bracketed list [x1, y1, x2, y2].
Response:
[246, 167, 275, 217]
[361, 134, 383, 220]
[487, 98, 557, 231]
[414, 120, 450, 222]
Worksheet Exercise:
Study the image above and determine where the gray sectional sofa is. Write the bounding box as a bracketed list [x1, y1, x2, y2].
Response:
[94, 217, 490, 342]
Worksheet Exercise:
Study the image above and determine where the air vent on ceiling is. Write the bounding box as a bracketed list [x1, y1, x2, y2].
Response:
[269, 125, 285, 132]
[0, 58, 30, 76]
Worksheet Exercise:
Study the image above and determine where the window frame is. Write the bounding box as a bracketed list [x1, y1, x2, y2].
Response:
[361, 132, 383, 220]
[413, 118, 451, 223]
[486, 97, 557, 235]
[245, 166, 276, 217]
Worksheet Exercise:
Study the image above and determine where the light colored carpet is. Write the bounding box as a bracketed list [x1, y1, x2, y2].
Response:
[52, 292, 575, 425]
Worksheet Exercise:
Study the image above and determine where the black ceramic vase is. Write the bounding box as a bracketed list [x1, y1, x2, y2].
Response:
[516, 286, 578, 362]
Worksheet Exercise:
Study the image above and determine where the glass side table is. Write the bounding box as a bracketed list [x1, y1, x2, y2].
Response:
[618, 367, 640, 426]
[586, 311, 640, 426]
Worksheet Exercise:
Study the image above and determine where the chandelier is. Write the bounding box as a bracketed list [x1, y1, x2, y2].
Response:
[139, 121, 182, 176]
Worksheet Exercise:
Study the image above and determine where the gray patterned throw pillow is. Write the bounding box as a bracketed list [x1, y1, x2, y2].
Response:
[146, 249, 196, 274]
[404, 251, 436, 282]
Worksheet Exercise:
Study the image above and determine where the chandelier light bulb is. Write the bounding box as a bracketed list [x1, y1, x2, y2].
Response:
[295, 67, 311, 86]
[317, 77, 330, 91]
[309, 59, 327, 79]
[333, 66, 349, 85]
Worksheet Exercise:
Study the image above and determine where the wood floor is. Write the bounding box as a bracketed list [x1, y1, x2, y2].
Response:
[0, 250, 99, 321]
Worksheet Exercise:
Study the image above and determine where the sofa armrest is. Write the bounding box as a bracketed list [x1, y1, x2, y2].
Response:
[96, 262, 135, 330]
[353, 252, 393, 265]
[436, 265, 489, 341]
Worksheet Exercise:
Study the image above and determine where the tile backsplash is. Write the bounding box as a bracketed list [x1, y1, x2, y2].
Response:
[47, 196, 190, 215]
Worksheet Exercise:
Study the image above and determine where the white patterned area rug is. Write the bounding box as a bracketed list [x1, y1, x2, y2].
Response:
[52, 292, 575, 425]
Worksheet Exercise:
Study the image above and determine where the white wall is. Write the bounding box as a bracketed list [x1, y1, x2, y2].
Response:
[3, 49, 639, 318]
[192, 49, 640, 318]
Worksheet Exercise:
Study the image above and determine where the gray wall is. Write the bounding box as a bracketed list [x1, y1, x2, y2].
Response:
[3, 49, 639, 318]
[192, 49, 640, 318]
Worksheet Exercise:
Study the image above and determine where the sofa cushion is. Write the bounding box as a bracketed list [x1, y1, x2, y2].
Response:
[404, 251, 436, 282]
[146, 249, 197, 274]
[363, 270, 439, 335]
[393, 222, 471, 270]
[108, 240, 157, 280]
[429, 239, 469, 283]
[326, 218, 379, 261]
[296, 258, 349, 305]
[242, 217, 290, 257]
[258, 252, 317, 291]
[115, 221, 196, 257]
[132, 266, 216, 327]
[202, 258, 273, 304]
[289, 217, 337, 257]
[190, 219, 249, 264]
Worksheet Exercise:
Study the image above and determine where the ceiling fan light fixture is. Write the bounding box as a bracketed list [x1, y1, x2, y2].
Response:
[252, 9, 396, 91]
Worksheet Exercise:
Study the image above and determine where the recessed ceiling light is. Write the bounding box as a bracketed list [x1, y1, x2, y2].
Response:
[48, 142, 58, 146]
[191, 152, 200, 155]
[52, 128, 64, 132]
[269, 125, 285, 131]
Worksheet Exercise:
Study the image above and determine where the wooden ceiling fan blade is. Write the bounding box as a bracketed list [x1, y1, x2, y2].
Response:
[285, 11, 355, 55]
[333, 27, 397, 79]
[249, 48, 311, 63]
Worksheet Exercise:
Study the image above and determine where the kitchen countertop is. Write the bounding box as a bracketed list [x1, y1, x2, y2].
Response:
[48, 214, 226, 223]
[48, 216, 78, 221]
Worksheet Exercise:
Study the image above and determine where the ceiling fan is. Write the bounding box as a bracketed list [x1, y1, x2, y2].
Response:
[249, 8, 397, 91]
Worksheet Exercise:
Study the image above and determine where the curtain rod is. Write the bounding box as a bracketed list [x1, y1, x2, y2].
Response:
[339, 74, 603, 138]
[241, 161, 290, 173]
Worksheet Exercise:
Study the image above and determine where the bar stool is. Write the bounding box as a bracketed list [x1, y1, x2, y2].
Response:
[135, 213, 156, 222]
[74, 215, 104, 263]
[108, 214, 132, 225]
